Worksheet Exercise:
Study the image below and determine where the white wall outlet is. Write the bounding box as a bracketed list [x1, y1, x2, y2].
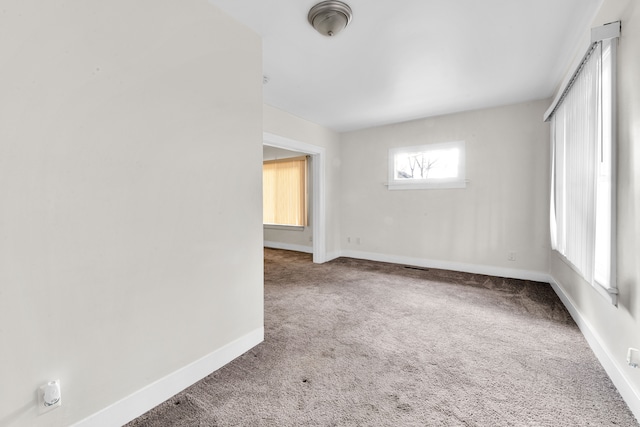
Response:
[627, 348, 639, 368]
[356, 237, 361, 245]
[38, 380, 62, 414]
[508, 252, 517, 261]
[347, 237, 351, 243]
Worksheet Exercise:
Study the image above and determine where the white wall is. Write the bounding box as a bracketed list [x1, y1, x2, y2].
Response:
[262, 146, 313, 252]
[549, 0, 640, 415]
[339, 100, 551, 277]
[263, 146, 307, 160]
[0, 2, 263, 426]
[263, 105, 342, 259]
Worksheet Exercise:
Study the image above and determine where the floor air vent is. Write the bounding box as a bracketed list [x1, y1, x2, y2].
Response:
[404, 266, 430, 271]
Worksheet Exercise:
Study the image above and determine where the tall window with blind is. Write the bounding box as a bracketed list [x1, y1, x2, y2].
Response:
[263, 156, 308, 227]
[545, 22, 619, 305]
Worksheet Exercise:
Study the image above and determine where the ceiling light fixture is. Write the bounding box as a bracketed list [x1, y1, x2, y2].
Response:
[308, 1, 353, 37]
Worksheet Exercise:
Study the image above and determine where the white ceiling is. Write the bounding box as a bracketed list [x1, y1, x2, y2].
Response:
[208, 0, 602, 132]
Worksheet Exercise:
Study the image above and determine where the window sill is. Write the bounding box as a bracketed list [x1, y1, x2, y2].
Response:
[263, 224, 305, 231]
[551, 250, 617, 306]
[387, 180, 467, 190]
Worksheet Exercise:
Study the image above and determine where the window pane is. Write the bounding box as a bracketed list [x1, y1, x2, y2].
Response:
[388, 141, 465, 190]
[594, 40, 613, 288]
[395, 148, 459, 180]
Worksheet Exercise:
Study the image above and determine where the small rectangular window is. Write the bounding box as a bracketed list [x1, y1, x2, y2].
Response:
[388, 141, 466, 190]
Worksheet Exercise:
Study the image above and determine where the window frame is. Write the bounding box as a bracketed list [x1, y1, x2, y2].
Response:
[388, 140, 466, 190]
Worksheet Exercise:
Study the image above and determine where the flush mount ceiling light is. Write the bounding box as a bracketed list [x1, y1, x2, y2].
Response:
[308, 1, 353, 37]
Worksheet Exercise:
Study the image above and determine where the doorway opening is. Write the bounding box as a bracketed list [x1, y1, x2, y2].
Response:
[263, 132, 326, 263]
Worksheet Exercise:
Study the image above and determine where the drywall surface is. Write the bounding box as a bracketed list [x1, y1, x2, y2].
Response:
[263, 146, 307, 160]
[263, 104, 342, 259]
[340, 100, 551, 274]
[0, 1, 263, 426]
[549, 0, 640, 411]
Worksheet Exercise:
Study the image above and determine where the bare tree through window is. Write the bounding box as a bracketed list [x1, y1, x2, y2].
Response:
[389, 141, 466, 190]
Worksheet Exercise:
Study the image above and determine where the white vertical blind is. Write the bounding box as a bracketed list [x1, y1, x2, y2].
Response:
[548, 29, 618, 305]
[550, 46, 599, 284]
[593, 39, 615, 290]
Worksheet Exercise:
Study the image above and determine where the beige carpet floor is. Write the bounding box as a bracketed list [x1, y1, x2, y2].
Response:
[127, 248, 638, 426]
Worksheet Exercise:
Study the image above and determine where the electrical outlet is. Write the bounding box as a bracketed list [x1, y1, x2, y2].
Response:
[356, 237, 361, 245]
[38, 380, 62, 414]
[508, 252, 517, 261]
[627, 348, 639, 368]
[347, 237, 351, 243]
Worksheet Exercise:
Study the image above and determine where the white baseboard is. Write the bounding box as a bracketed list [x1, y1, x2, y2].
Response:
[548, 278, 640, 421]
[340, 250, 551, 283]
[264, 241, 313, 254]
[324, 250, 342, 263]
[72, 327, 264, 427]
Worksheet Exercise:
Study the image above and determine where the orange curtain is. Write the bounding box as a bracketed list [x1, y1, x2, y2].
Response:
[263, 156, 307, 226]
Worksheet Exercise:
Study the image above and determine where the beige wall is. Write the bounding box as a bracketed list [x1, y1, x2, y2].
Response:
[0, 2, 263, 426]
[549, 0, 640, 407]
[263, 105, 342, 258]
[339, 100, 551, 274]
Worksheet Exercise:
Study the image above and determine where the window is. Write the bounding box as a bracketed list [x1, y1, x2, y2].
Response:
[263, 156, 308, 227]
[388, 141, 466, 190]
[546, 23, 618, 304]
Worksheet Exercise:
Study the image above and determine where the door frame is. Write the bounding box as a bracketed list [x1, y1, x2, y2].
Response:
[263, 132, 327, 263]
